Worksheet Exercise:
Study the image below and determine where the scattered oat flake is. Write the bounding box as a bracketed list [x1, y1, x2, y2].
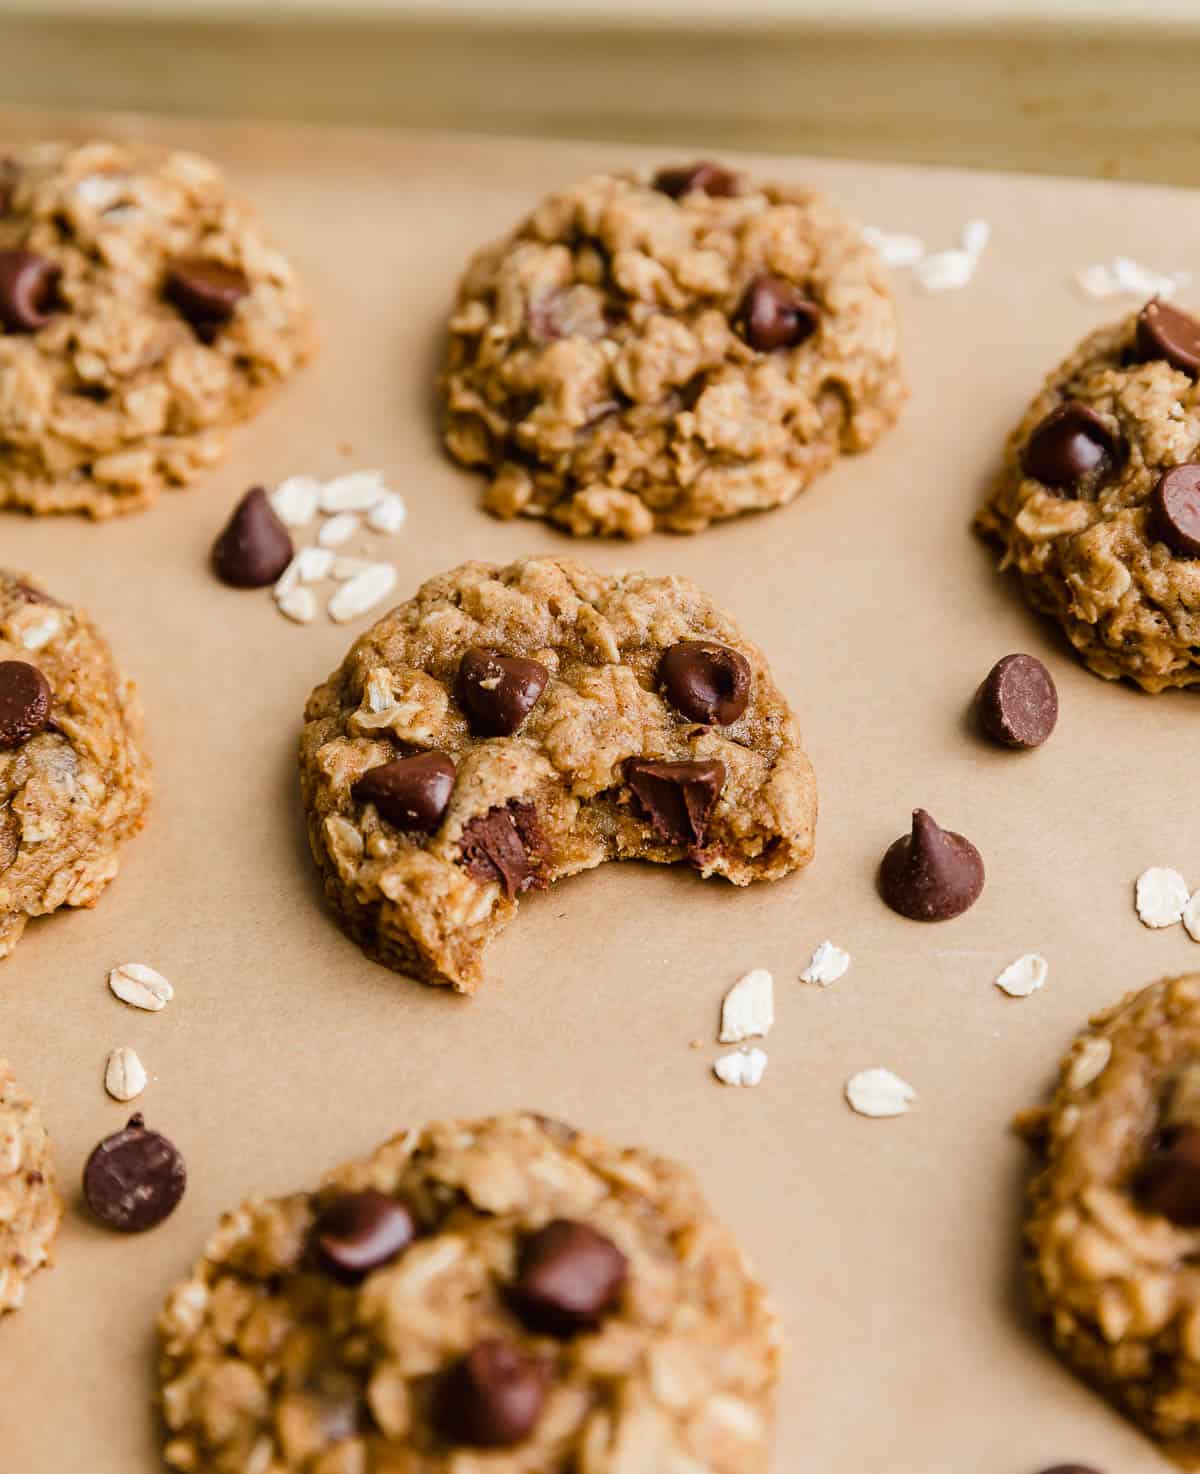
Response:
[366, 491, 408, 535]
[960, 218, 991, 258]
[319, 470, 386, 515]
[861, 226, 925, 268]
[295, 546, 335, 583]
[104, 1046, 147, 1103]
[1135, 867, 1191, 928]
[1074, 256, 1191, 303]
[270, 475, 321, 528]
[108, 962, 173, 1011]
[318, 512, 360, 548]
[1067, 1035, 1112, 1091]
[331, 556, 373, 581]
[1185, 891, 1200, 943]
[713, 1048, 768, 1088]
[914, 249, 976, 294]
[799, 940, 850, 987]
[277, 586, 319, 624]
[328, 564, 398, 624]
[845, 1068, 916, 1118]
[994, 952, 1048, 998]
[719, 968, 774, 1044]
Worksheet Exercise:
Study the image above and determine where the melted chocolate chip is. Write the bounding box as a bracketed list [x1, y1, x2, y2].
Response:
[625, 757, 726, 848]
[164, 257, 250, 341]
[211, 487, 294, 588]
[438, 1339, 549, 1448]
[0, 250, 61, 334]
[460, 802, 542, 897]
[974, 654, 1058, 749]
[1148, 463, 1200, 558]
[1137, 1126, 1200, 1227]
[82, 1114, 186, 1232]
[736, 274, 820, 352]
[1135, 298, 1200, 376]
[512, 1219, 628, 1335]
[352, 751, 455, 833]
[652, 161, 741, 199]
[1021, 403, 1119, 493]
[456, 649, 549, 737]
[0, 159, 18, 216]
[878, 809, 984, 922]
[0, 661, 51, 747]
[312, 1189, 417, 1282]
[659, 640, 751, 726]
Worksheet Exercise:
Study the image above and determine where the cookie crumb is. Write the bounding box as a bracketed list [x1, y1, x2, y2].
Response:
[1135, 867, 1191, 928]
[109, 962, 173, 1011]
[718, 968, 774, 1043]
[994, 952, 1048, 998]
[713, 1048, 768, 1088]
[845, 1067, 915, 1118]
[799, 940, 850, 986]
[104, 1046, 147, 1102]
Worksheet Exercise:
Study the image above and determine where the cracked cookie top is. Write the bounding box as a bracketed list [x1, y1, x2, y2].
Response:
[441, 163, 905, 537]
[0, 1059, 62, 1315]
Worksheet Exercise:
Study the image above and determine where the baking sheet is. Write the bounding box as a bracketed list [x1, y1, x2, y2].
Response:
[1, 107, 1198, 1473]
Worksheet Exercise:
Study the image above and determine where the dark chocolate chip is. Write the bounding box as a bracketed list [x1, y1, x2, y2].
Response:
[0, 661, 51, 747]
[164, 257, 250, 340]
[0, 250, 61, 334]
[1148, 463, 1200, 558]
[974, 653, 1058, 749]
[652, 161, 741, 199]
[1021, 402, 1119, 492]
[735, 274, 820, 352]
[312, 1189, 417, 1282]
[211, 487, 294, 588]
[0, 159, 18, 216]
[512, 1219, 628, 1335]
[460, 802, 541, 897]
[1137, 1126, 1200, 1227]
[878, 809, 984, 922]
[659, 640, 751, 726]
[1136, 298, 1200, 376]
[82, 1114, 186, 1232]
[625, 757, 726, 848]
[438, 1338, 549, 1448]
[456, 648, 549, 737]
[1033, 1466, 1104, 1474]
[352, 751, 456, 834]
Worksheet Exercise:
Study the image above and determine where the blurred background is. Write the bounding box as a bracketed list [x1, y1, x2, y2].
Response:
[4, 0, 1197, 185]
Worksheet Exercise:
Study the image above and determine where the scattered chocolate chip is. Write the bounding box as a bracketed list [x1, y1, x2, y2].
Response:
[1021, 402, 1119, 492]
[512, 1219, 628, 1335]
[0, 250, 61, 334]
[82, 1114, 186, 1232]
[736, 274, 820, 352]
[0, 661, 51, 747]
[9, 577, 59, 606]
[211, 487, 294, 588]
[625, 757, 726, 848]
[312, 1189, 417, 1282]
[456, 648, 549, 737]
[439, 1338, 549, 1448]
[659, 640, 751, 726]
[1135, 298, 1200, 376]
[1034, 1466, 1104, 1474]
[164, 257, 250, 341]
[974, 653, 1058, 749]
[1148, 463, 1200, 558]
[530, 1114, 579, 1146]
[1137, 1126, 1200, 1227]
[878, 809, 984, 922]
[652, 161, 740, 199]
[460, 802, 542, 897]
[352, 751, 456, 833]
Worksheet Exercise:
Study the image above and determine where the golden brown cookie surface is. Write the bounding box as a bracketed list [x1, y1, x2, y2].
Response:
[0, 1060, 63, 1315]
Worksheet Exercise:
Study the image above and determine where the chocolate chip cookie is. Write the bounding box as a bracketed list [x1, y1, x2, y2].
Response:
[0, 140, 315, 518]
[441, 162, 905, 537]
[1021, 973, 1200, 1462]
[0, 1060, 63, 1314]
[0, 570, 150, 957]
[299, 556, 816, 992]
[977, 301, 1200, 692]
[158, 1112, 780, 1472]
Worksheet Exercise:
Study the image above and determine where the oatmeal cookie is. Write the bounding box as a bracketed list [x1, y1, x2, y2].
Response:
[158, 1112, 780, 1473]
[977, 300, 1200, 692]
[441, 161, 905, 537]
[300, 555, 816, 992]
[0, 139, 315, 518]
[1022, 973, 1200, 1463]
[0, 569, 150, 957]
[0, 1059, 63, 1314]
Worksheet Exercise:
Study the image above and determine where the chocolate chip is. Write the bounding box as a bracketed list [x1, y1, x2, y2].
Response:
[512, 1219, 628, 1335]
[82, 1113, 186, 1232]
[659, 640, 751, 726]
[652, 161, 740, 199]
[164, 257, 250, 340]
[456, 648, 549, 737]
[460, 802, 541, 897]
[0, 250, 61, 334]
[1033, 1466, 1104, 1474]
[1136, 298, 1200, 376]
[625, 757, 726, 848]
[0, 661, 51, 747]
[736, 274, 820, 352]
[438, 1338, 549, 1448]
[312, 1189, 417, 1282]
[211, 487, 294, 588]
[0, 159, 18, 216]
[352, 751, 455, 833]
[1137, 1126, 1200, 1227]
[1148, 463, 1200, 558]
[974, 654, 1058, 749]
[1021, 403, 1119, 492]
[878, 809, 984, 922]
